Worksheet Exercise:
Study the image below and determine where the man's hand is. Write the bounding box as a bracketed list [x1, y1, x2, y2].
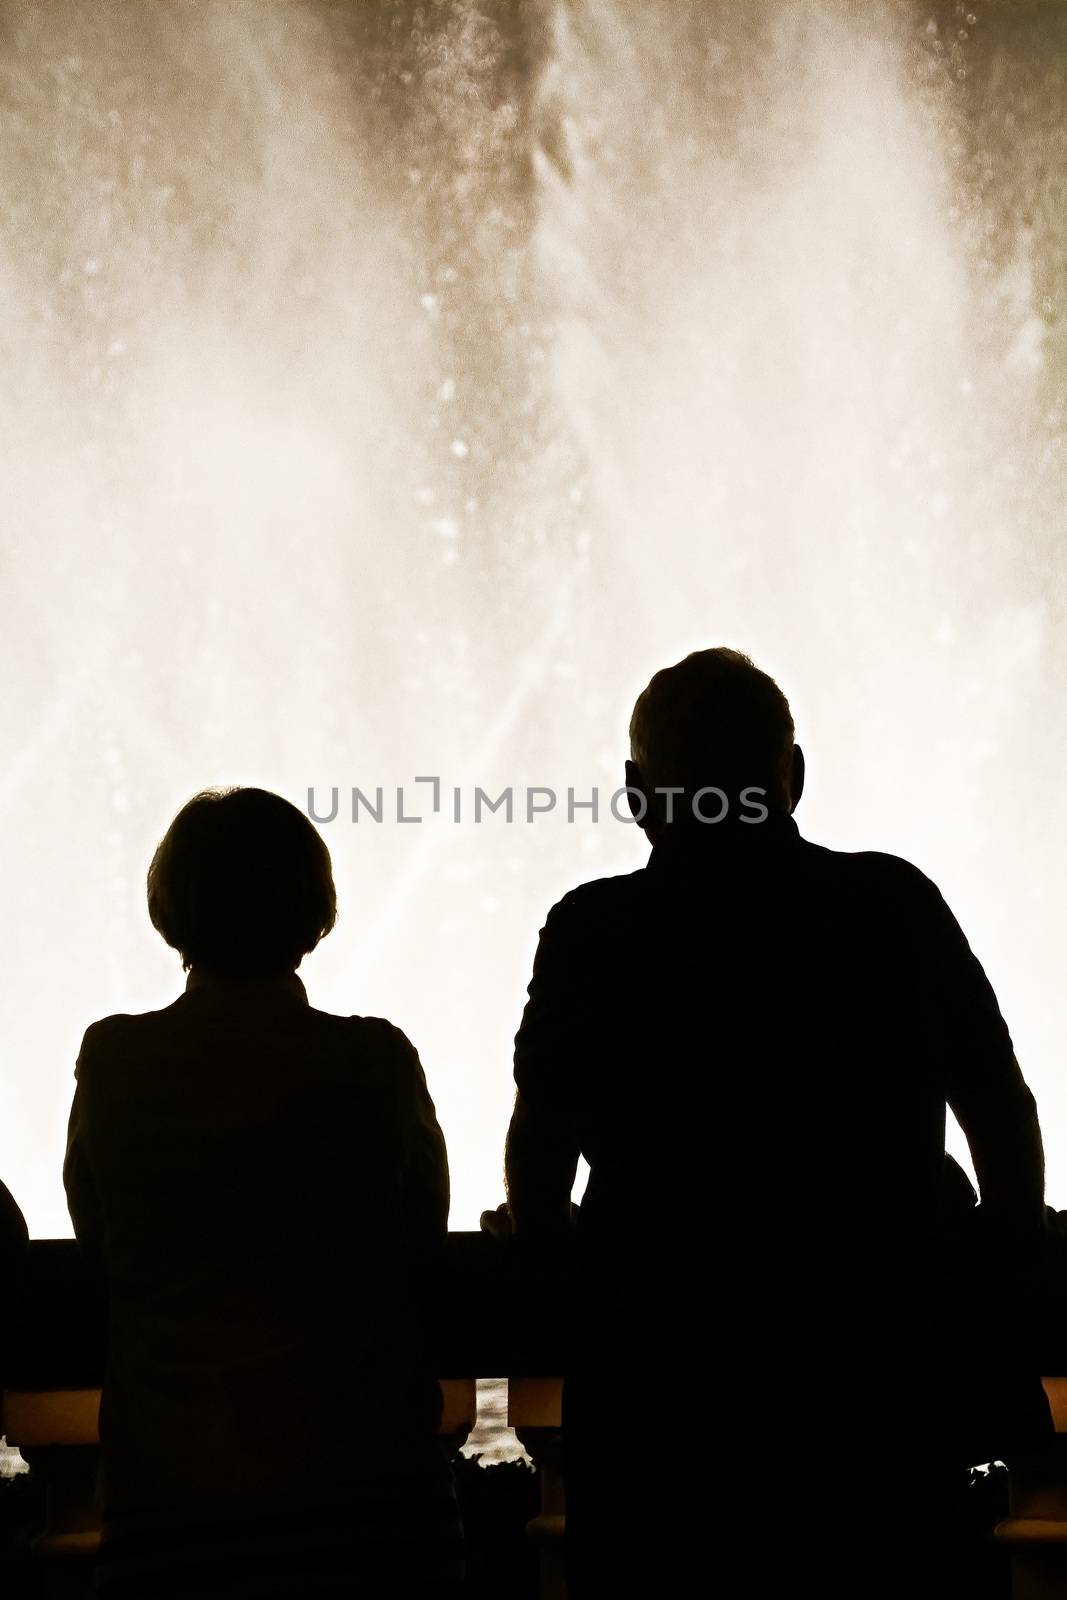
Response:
[480, 1196, 580, 1241]
[479, 1201, 515, 1242]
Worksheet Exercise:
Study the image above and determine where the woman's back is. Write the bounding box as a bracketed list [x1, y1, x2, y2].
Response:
[66, 971, 450, 1522]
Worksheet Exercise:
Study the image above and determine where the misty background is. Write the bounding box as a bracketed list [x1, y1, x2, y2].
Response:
[1, 0, 1064, 1233]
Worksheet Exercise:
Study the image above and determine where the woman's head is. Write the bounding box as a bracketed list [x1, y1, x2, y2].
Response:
[147, 787, 337, 977]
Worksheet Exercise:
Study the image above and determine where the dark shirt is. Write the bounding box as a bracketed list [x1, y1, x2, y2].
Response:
[510, 813, 1044, 1451]
[64, 971, 451, 1522]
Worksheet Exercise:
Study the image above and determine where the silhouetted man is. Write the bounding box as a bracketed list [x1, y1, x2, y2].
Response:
[500, 648, 1048, 1598]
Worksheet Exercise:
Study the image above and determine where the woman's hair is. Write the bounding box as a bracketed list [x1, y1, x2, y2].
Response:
[147, 787, 337, 977]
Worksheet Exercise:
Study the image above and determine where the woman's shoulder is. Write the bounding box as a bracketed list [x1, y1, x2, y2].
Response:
[309, 1009, 418, 1061]
[77, 1001, 180, 1050]
[306, 1012, 427, 1105]
[74, 999, 191, 1080]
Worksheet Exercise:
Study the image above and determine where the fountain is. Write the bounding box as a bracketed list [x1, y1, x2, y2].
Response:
[0, 0, 1064, 1234]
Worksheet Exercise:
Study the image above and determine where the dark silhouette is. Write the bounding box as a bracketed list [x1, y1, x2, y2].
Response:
[495, 648, 1051, 1599]
[0, 1181, 28, 1260]
[64, 787, 462, 1595]
[0, 1179, 28, 1386]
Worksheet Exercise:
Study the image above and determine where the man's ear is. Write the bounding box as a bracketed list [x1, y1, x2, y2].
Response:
[789, 744, 805, 813]
[624, 759, 645, 821]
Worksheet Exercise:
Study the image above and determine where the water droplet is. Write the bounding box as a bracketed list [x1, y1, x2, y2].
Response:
[420, 292, 439, 314]
[437, 377, 456, 402]
[450, 439, 469, 458]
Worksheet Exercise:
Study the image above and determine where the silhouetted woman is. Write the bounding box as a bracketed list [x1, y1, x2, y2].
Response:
[64, 788, 461, 1595]
[0, 1177, 28, 1387]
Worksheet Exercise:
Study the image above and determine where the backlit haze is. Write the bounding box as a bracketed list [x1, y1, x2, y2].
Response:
[1, 0, 1065, 1233]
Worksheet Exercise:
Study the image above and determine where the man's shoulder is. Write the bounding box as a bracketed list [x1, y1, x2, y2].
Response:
[796, 838, 959, 948]
[544, 865, 651, 923]
[548, 843, 941, 896]
[537, 842, 949, 946]
[797, 835, 942, 898]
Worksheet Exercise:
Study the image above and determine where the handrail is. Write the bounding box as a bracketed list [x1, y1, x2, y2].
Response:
[1, 1237, 570, 1597]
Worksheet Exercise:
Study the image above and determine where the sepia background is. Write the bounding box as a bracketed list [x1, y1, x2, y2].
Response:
[1, 0, 1065, 1235]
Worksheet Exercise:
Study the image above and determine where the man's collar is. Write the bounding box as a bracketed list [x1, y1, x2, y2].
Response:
[647, 809, 800, 868]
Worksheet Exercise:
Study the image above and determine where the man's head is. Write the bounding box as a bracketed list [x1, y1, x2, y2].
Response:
[147, 786, 337, 978]
[626, 648, 803, 839]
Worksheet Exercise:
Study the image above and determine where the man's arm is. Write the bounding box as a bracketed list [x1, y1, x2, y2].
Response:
[505, 1092, 580, 1236]
[919, 877, 1045, 1239]
[505, 897, 584, 1238]
[950, 1052, 1045, 1240]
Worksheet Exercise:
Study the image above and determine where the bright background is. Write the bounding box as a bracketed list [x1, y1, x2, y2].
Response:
[1, 0, 1065, 1234]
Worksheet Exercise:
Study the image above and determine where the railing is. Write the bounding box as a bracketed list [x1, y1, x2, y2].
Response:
[7, 1239, 1067, 1600]
[2, 1380, 568, 1600]
[1, 1238, 569, 1599]
[994, 1377, 1067, 1600]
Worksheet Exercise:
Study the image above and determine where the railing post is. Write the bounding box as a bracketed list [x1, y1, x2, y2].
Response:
[18, 1444, 99, 1600]
[509, 1376, 566, 1600]
[2, 1390, 102, 1598]
[997, 1378, 1067, 1598]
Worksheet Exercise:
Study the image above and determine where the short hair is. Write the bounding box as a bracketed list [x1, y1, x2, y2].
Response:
[629, 648, 795, 817]
[147, 787, 337, 977]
